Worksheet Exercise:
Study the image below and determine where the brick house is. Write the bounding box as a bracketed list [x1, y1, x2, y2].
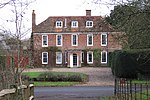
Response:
[31, 10, 121, 67]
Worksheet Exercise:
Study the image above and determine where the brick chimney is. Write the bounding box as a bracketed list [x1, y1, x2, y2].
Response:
[86, 10, 91, 16]
[32, 10, 36, 32]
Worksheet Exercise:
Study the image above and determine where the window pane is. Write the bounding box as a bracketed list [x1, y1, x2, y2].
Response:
[88, 35, 92, 45]
[102, 35, 106, 44]
[73, 35, 76, 45]
[43, 58, 47, 63]
[43, 36, 47, 45]
[72, 21, 78, 27]
[57, 35, 62, 45]
[101, 51, 107, 63]
[42, 52, 48, 64]
[87, 34, 93, 46]
[101, 34, 107, 46]
[56, 52, 62, 64]
[102, 52, 106, 62]
[56, 21, 62, 28]
[88, 53, 92, 62]
[86, 21, 93, 27]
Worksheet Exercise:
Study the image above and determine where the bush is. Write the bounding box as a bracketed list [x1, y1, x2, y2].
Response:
[110, 49, 150, 79]
[108, 52, 113, 68]
[111, 50, 137, 78]
[35, 72, 88, 82]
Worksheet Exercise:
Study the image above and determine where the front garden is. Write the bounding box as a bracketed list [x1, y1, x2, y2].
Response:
[23, 72, 88, 87]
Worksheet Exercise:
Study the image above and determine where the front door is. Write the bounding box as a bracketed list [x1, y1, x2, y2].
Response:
[73, 54, 77, 66]
[70, 53, 78, 67]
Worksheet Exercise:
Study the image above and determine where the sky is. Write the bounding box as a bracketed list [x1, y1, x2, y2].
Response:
[31, 0, 114, 24]
[0, 0, 114, 39]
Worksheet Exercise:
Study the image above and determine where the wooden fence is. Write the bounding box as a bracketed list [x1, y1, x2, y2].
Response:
[0, 82, 34, 100]
[114, 78, 150, 100]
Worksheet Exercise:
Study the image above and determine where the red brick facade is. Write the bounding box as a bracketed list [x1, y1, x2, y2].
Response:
[31, 10, 121, 67]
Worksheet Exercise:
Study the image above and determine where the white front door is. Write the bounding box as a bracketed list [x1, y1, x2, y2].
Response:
[70, 54, 78, 67]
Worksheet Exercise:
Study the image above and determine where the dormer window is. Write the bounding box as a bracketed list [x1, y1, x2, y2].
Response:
[86, 21, 93, 28]
[71, 21, 78, 28]
[56, 21, 63, 28]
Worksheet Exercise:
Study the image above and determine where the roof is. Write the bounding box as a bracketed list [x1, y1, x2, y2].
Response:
[33, 16, 114, 33]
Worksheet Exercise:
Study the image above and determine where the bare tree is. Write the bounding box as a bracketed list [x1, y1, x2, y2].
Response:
[0, 0, 35, 99]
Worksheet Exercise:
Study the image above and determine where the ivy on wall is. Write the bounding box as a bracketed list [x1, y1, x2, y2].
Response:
[93, 49, 101, 67]
[82, 48, 102, 67]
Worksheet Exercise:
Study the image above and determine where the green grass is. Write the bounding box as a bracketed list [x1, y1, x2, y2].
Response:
[132, 80, 150, 84]
[132, 90, 150, 100]
[34, 82, 80, 87]
[23, 72, 44, 78]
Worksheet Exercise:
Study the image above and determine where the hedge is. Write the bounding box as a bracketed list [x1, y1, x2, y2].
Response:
[25, 72, 89, 82]
[110, 49, 150, 78]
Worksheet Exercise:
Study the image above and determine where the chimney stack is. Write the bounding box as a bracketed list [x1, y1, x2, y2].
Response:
[32, 10, 36, 32]
[86, 10, 91, 16]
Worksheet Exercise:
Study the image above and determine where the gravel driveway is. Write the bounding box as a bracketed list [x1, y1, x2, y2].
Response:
[24, 67, 115, 86]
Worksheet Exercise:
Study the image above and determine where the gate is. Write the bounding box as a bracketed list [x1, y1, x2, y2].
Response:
[114, 78, 150, 100]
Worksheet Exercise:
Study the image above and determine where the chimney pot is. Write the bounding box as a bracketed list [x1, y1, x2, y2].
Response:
[32, 10, 36, 32]
[86, 10, 91, 16]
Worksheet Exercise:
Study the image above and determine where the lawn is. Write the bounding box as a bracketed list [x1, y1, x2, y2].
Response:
[23, 72, 44, 78]
[34, 82, 80, 87]
[132, 80, 150, 84]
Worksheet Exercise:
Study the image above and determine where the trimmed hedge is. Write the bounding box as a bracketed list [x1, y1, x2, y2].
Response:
[27, 72, 89, 82]
[110, 49, 150, 78]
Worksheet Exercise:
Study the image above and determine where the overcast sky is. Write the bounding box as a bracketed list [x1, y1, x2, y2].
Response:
[0, 0, 114, 39]
[31, 0, 114, 24]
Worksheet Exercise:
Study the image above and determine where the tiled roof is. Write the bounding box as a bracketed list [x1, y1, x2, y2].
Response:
[33, 16, 114, 33]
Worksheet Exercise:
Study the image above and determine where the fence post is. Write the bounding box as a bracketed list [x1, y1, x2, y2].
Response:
[23, 80, 30, 100]
[9, 85, 17, 100]
[29, 82, 34, 100]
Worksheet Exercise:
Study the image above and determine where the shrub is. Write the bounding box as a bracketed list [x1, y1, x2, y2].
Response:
[111, 50, 137, 78]
[36, 72, 88, 82]
[108, 52, 113, 68]
[111, 49, 150, 79]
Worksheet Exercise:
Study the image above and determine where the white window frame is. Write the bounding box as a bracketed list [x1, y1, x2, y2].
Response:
[101, 33, 108, 46]
[87, 34, 93, 46]
[86, 21, 93, 28]
[56, 34, 62, 46]
[87, 51, 93, 64]
[72, 34, 78, 46]
[71, 21, 78, 28]
[101, 51, 107, 64]
[42, 52, 48, 64]
[56, 21, 63, 28]
[42, 35, 48, 47]
[56, 52, 62, 64]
